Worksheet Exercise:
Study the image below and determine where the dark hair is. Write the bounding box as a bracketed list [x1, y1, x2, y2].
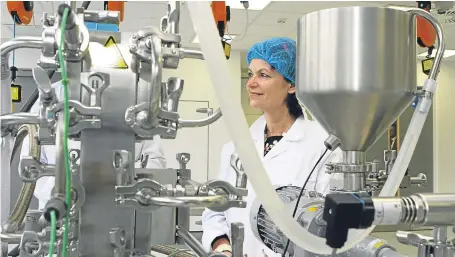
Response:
[286, 92, 304, 118]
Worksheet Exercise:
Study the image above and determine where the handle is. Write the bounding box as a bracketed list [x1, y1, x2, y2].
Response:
[179, 108, 222, 128]
[387, 6, 445, 81]
[406, 8, 445, 81]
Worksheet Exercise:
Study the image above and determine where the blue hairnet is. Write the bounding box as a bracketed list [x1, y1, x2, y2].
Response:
[246, 37, 296, 84]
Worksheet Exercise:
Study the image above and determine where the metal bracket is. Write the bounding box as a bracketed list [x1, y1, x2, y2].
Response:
[109, 228, 126, 257]
[81, 72, 110, 107]
[19, 157, 55, 182]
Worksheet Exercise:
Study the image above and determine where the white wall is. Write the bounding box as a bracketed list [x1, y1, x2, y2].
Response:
[7, 48, 41, 69]
[163, 52, 242, 179]
[424, 61, 455, 193]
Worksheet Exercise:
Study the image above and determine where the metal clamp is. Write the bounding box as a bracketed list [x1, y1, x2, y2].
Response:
[129, 26, 181, 63]
[125, 102, 179, 139]
[50, 100, 101, 116]
[19, 157, 55, 182]
[115, 178, 164, 212]
[201, 180, 248, 198]
[19, 231, 48, 257]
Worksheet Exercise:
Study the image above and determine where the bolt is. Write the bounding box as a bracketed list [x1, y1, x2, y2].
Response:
[88, 75, 103, 90]
[172, 49, 177, 55]
[131, 45, 137, 51]
[132, 33, 138, 39]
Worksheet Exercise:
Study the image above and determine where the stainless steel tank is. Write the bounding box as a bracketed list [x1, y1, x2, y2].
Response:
[296, 6, 417, 151]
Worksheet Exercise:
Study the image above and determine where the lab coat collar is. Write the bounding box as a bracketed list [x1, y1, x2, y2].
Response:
[250, 115, 307, 160]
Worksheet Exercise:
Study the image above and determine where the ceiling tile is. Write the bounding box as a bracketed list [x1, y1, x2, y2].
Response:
[266, 1, 385, 14]
[244, 24, 294, 38]
[229, 9, 262, 24]
[251, 11, 303, 27]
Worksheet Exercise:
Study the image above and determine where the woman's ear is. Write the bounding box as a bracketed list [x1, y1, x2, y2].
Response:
[288, 83, 296, 94]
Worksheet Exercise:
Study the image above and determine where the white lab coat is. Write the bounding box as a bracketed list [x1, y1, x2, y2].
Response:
[19, 81, 167, 209]
[201, 115, 344, 257]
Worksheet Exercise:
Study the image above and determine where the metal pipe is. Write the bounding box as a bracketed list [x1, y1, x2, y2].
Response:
[1, 38, 43, 58]
[2, 125, 40, 233]
[176, 225, 207, 257]
[149, 35, 162, 128]
[148, 195, 229, 209]
[0, 233, 22, 244]
[178, 108, 222, 128]
[386, 6, 445, 81]
[180, 48, 204, 60]
[53, 116, 66, 199]
[168, 2, 181, 35]
[0, 113, 40, 129]
[406, 8, 445, 81]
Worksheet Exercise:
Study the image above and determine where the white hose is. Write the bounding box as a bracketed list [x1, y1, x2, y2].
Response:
[187, 2, 438, 255]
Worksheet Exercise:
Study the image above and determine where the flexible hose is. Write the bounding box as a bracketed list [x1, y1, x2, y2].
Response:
[57, 7, 72, 257]
[151, 245, 194, 257]
[2, 124, 40, 233]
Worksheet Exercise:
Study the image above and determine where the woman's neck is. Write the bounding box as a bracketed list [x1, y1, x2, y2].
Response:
[264, 108, 296, 137]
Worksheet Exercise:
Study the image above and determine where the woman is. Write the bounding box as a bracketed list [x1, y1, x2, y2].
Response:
[201, 37, 343, 257]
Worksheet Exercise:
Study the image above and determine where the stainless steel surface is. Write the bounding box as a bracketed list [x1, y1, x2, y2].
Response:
[343, 151, 366, 165]
[176, 226, 206, 257]
[79, 68, 137, 257]
[343, 173, 365, 192]
[296, 6, 416, 151]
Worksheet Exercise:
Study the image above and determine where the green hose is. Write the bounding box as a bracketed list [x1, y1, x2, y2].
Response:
[48, 6, 72, 257]
[48, 210, 57, 256]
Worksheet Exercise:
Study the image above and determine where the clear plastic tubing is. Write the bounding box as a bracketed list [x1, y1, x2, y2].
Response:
[187, 2, 440, 255]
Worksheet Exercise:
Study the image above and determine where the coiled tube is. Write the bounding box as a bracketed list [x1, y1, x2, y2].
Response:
[2, 124, 40, 232]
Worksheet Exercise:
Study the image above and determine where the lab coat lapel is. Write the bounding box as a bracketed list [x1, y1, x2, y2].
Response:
[263, 116, 306, 161]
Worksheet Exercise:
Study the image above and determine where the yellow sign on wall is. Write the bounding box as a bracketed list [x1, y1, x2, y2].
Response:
[11, 84, 22, 102]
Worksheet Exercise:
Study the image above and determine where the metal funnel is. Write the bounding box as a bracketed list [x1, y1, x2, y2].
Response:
[296, 6, 417, 151]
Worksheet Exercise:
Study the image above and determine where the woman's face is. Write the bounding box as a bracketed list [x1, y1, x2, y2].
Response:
[247, 59, 295, 111]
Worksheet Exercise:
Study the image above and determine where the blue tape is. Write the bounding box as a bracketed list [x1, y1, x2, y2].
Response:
[351, 193, 365, 206]
[84, 22, 119, 32]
